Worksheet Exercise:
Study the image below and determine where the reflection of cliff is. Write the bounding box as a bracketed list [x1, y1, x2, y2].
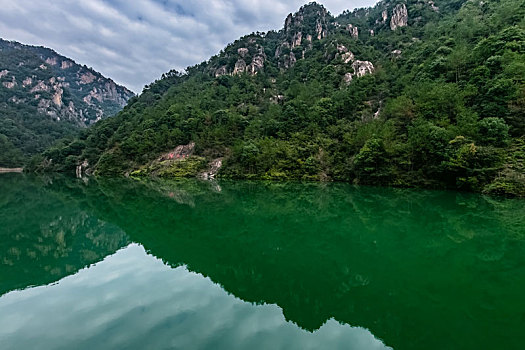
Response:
[0, 175, 128, 296]
[84, 179, 525, 350]
[3, 176, 525, 350]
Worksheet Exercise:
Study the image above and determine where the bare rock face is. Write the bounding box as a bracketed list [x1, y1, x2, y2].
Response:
[61, 60, 73, 69]
[215, 66, 228, 77]
[275, 42, 290, 58]
[2, 77, 16, 89]
[30, 80, 50, 93]
[45, 57, 58, 66]
[391, 49, 402, 58]
[391, 4, 408, 30]
[342, 51, 355, 64]
[382, 10, 388, 22]
[233, 59, 247, 75]
[22, 77, 33, 87]
[353, 60, 375, 77]
[52, 87, 63, 107]
[80, 72, 96, 84]
[237, 48, 249, 58]
[290, 52, 298, 68]
[247, 52, 266, 75]
[343, 73, 354, 84]
[285, 13, 294, 33]
[159, 142, 196, 161]
[344, 60, 375, 84]
[347, 24, 359, 39]
[1, 38, 134, 129]
[316, 19, 328, 40]
[292, 32, 303, 48]
[336, 44, 355, 64]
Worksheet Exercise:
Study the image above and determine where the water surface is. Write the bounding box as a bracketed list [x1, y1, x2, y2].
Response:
[1, 175, 524, 349]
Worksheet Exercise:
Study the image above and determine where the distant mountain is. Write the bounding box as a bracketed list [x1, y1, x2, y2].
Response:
[33, 0, 525, 196]
[0, 39, 134, 166]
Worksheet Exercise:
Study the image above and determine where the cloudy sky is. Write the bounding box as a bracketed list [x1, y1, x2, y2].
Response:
[0, 0, 378, 93]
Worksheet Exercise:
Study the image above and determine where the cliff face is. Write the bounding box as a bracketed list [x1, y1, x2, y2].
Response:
[34, 0, 525, 196]
[0, 39, 134, 165]
[0, 39, 134, 126]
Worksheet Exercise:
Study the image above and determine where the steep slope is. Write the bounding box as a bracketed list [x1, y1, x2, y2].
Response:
[0, 39, 134, 166]
[34, 0, 525, 195]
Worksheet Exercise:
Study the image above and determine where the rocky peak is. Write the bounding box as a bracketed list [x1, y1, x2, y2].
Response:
[216, 42, 267, 77]
[346, 24, 359, 39]
[275, 3, 331, 69]
[390, 3, 408, 30]
[282, 3, 331, 43]
[0, 38, 134, 126]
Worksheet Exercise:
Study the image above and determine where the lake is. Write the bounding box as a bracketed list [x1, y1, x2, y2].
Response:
[1, 174, 524, 350]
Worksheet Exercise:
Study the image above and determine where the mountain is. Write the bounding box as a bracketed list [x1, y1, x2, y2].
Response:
[32, 0, 525, 196]
[0, 39, 134, 166]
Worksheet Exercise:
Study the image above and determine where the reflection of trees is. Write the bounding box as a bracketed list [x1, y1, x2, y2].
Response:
[85, 178, 525, 350]
[0, 175, 129, 296]
[2, 175, 524, 350]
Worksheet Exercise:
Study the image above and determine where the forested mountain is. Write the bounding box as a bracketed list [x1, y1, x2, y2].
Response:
[0, 39, 134, 166]
[33, 0, 525, 196]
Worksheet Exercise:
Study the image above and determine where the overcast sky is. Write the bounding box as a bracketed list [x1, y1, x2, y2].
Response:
[0, 0, 378, 93]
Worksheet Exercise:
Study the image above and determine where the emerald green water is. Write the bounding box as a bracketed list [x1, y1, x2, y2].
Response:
[1, 175, 524, 350]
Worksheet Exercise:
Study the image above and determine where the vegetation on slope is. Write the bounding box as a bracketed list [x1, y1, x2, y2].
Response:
[0, 39, 134, 166]
[30, 0, 525, 195]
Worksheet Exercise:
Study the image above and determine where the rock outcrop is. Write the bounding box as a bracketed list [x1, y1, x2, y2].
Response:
[347, 24, 359, 39]
[390, 4, 408, 30]
[199, 158, 223, 180]
[233, 59, 247, 75]
[336, 44, 355, 64]
[159, 142, 196, 161]
[344, 60, 375, 84]
[0, 38, 134, 127]
[275, 3, 330, 69]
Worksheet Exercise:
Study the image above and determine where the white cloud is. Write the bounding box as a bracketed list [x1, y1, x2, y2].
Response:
[0, 0, 378, 93]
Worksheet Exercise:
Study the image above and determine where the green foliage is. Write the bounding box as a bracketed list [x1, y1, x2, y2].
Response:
[131, 157, 208, 178]
[353, 137, 391, 184]
[478, 117, 510, 147]
[0, 39, 132, 167]
[34, 0, 525, 196]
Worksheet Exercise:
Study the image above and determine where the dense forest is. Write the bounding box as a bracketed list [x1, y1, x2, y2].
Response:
[0, 39, 134, 167]
[30, 0, 525, 196]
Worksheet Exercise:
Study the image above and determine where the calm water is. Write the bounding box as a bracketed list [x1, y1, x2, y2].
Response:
[1, 175, 524, 350]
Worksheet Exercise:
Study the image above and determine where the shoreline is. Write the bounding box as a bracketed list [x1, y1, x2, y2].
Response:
[0, 168, 23, 173]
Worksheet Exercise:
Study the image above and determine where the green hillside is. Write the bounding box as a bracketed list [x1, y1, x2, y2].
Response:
[32, 0, 525, 195]
[0, 39, 134, 166]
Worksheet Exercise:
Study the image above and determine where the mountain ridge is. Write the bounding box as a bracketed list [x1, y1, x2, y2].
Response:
[0, 38, 134, 166]
[31, 0, 525, 196]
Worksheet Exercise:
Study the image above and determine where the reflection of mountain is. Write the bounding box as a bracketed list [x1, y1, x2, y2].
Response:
[86, 179, 525, 350]
[2, 176, 525, 350]
[0, 175, 129, 295]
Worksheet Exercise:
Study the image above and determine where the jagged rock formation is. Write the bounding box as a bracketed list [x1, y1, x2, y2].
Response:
[390, 4, 409, 30]
[0, 39, 134, 126]
[336, 44, 355, 64]
[0, 38, 134, 164]
[344, 60, 375, 84]
[346, 24, 359, 39]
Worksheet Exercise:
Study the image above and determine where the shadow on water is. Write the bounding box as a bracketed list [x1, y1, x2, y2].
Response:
[1, 174, 524, 349]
